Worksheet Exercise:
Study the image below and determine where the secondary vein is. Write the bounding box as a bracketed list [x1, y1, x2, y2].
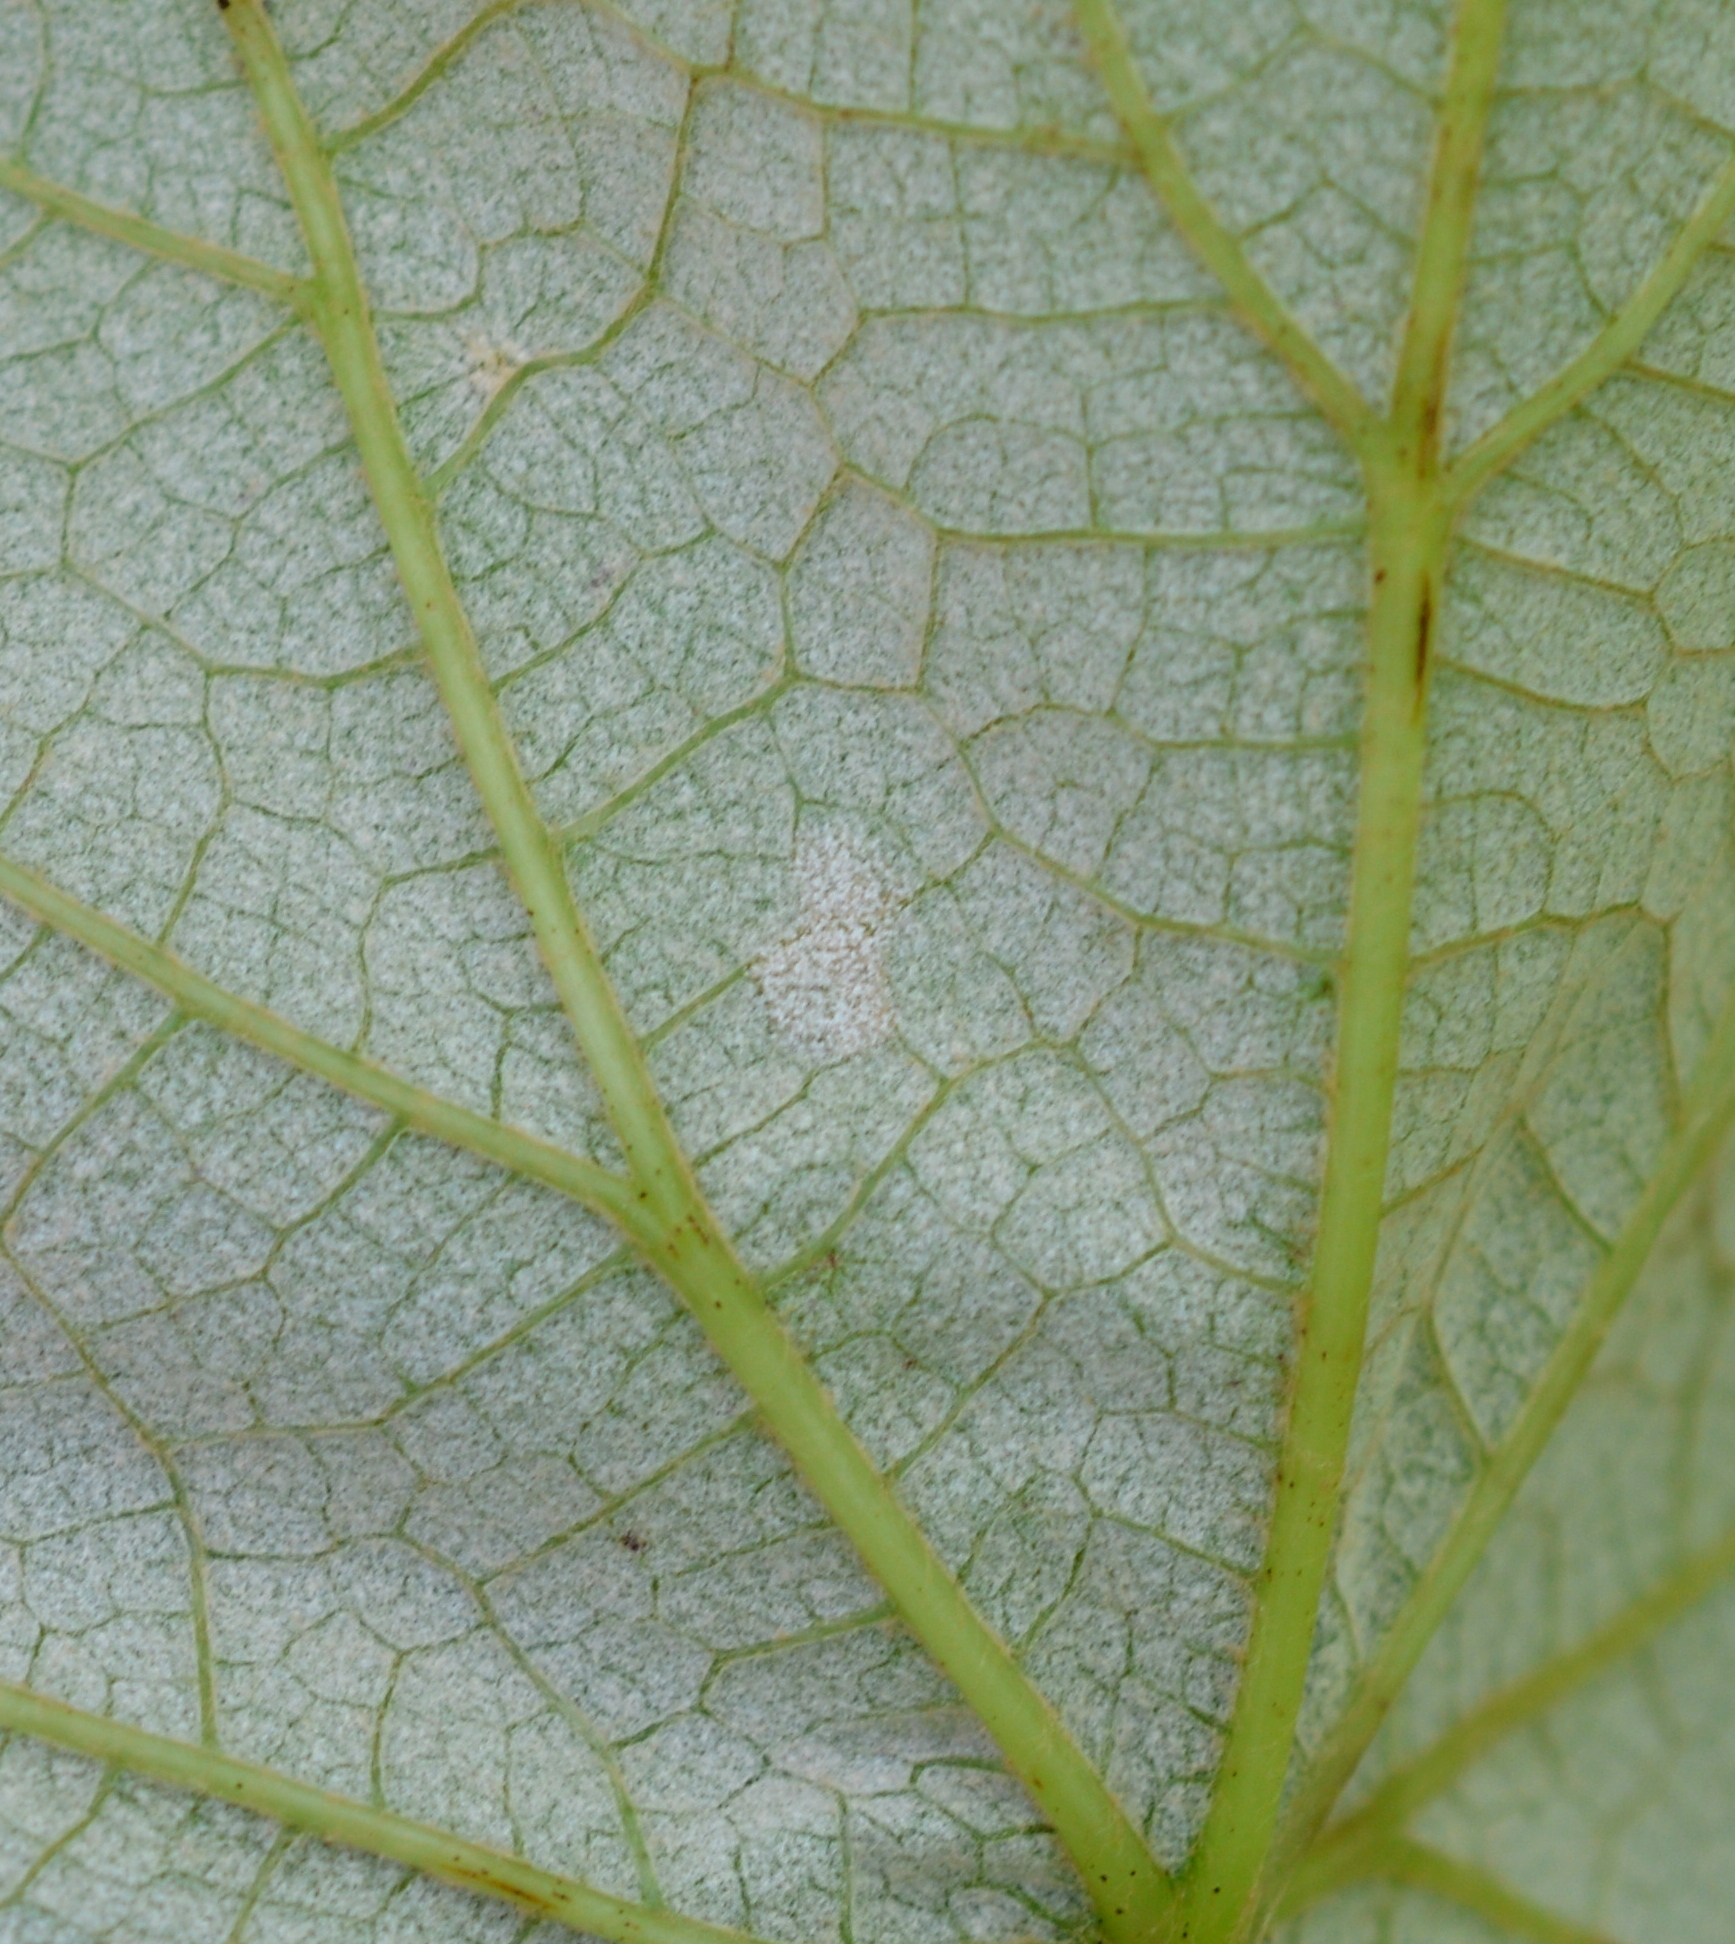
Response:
[0, 850, 642, 1230]
[1283, 1520, 1735, 1910]
[0, 1682, 777, 1944]
[0, 156, 313, 308]
[216, 4, 1176, 1934]
[1446, 144, 1735, 503]
[1271, 971, 1735, 1886]
[1072, 0, 1376, 451]
[1371, 1838, 1622, 1944]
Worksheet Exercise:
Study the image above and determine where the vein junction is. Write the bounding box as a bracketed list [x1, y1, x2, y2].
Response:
[0, 0, 1734, 1940]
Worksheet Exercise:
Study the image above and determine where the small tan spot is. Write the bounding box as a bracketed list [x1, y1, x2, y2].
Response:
[463, 331, 528, 402]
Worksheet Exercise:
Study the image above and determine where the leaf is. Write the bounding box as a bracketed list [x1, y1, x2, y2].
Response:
[2, 1, 1735, 1941]
[1277, 1143, 1735, 1944]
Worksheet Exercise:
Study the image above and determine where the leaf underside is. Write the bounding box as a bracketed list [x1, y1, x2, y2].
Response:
[2, 1, 1735, 1942]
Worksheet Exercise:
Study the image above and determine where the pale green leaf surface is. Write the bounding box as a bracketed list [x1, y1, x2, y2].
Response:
[2, 0, 1735, 1939]
[1280, 1139, 1735, 1941]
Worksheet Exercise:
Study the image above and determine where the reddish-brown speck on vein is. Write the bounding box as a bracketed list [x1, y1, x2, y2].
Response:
[1414, 586, 1434, 692]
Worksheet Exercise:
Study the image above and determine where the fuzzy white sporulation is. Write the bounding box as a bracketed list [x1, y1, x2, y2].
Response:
[463, 331, 528, 402]
[755, 832, 895, 1060]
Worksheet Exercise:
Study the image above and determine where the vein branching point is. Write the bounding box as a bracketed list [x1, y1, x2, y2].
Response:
[1, 0, 1734, 1939]
[214, 2, 1180, 1936]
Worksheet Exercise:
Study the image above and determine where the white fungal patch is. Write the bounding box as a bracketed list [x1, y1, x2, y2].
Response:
[756, 832, 897, 1060]
[463, 330, 528, 402]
